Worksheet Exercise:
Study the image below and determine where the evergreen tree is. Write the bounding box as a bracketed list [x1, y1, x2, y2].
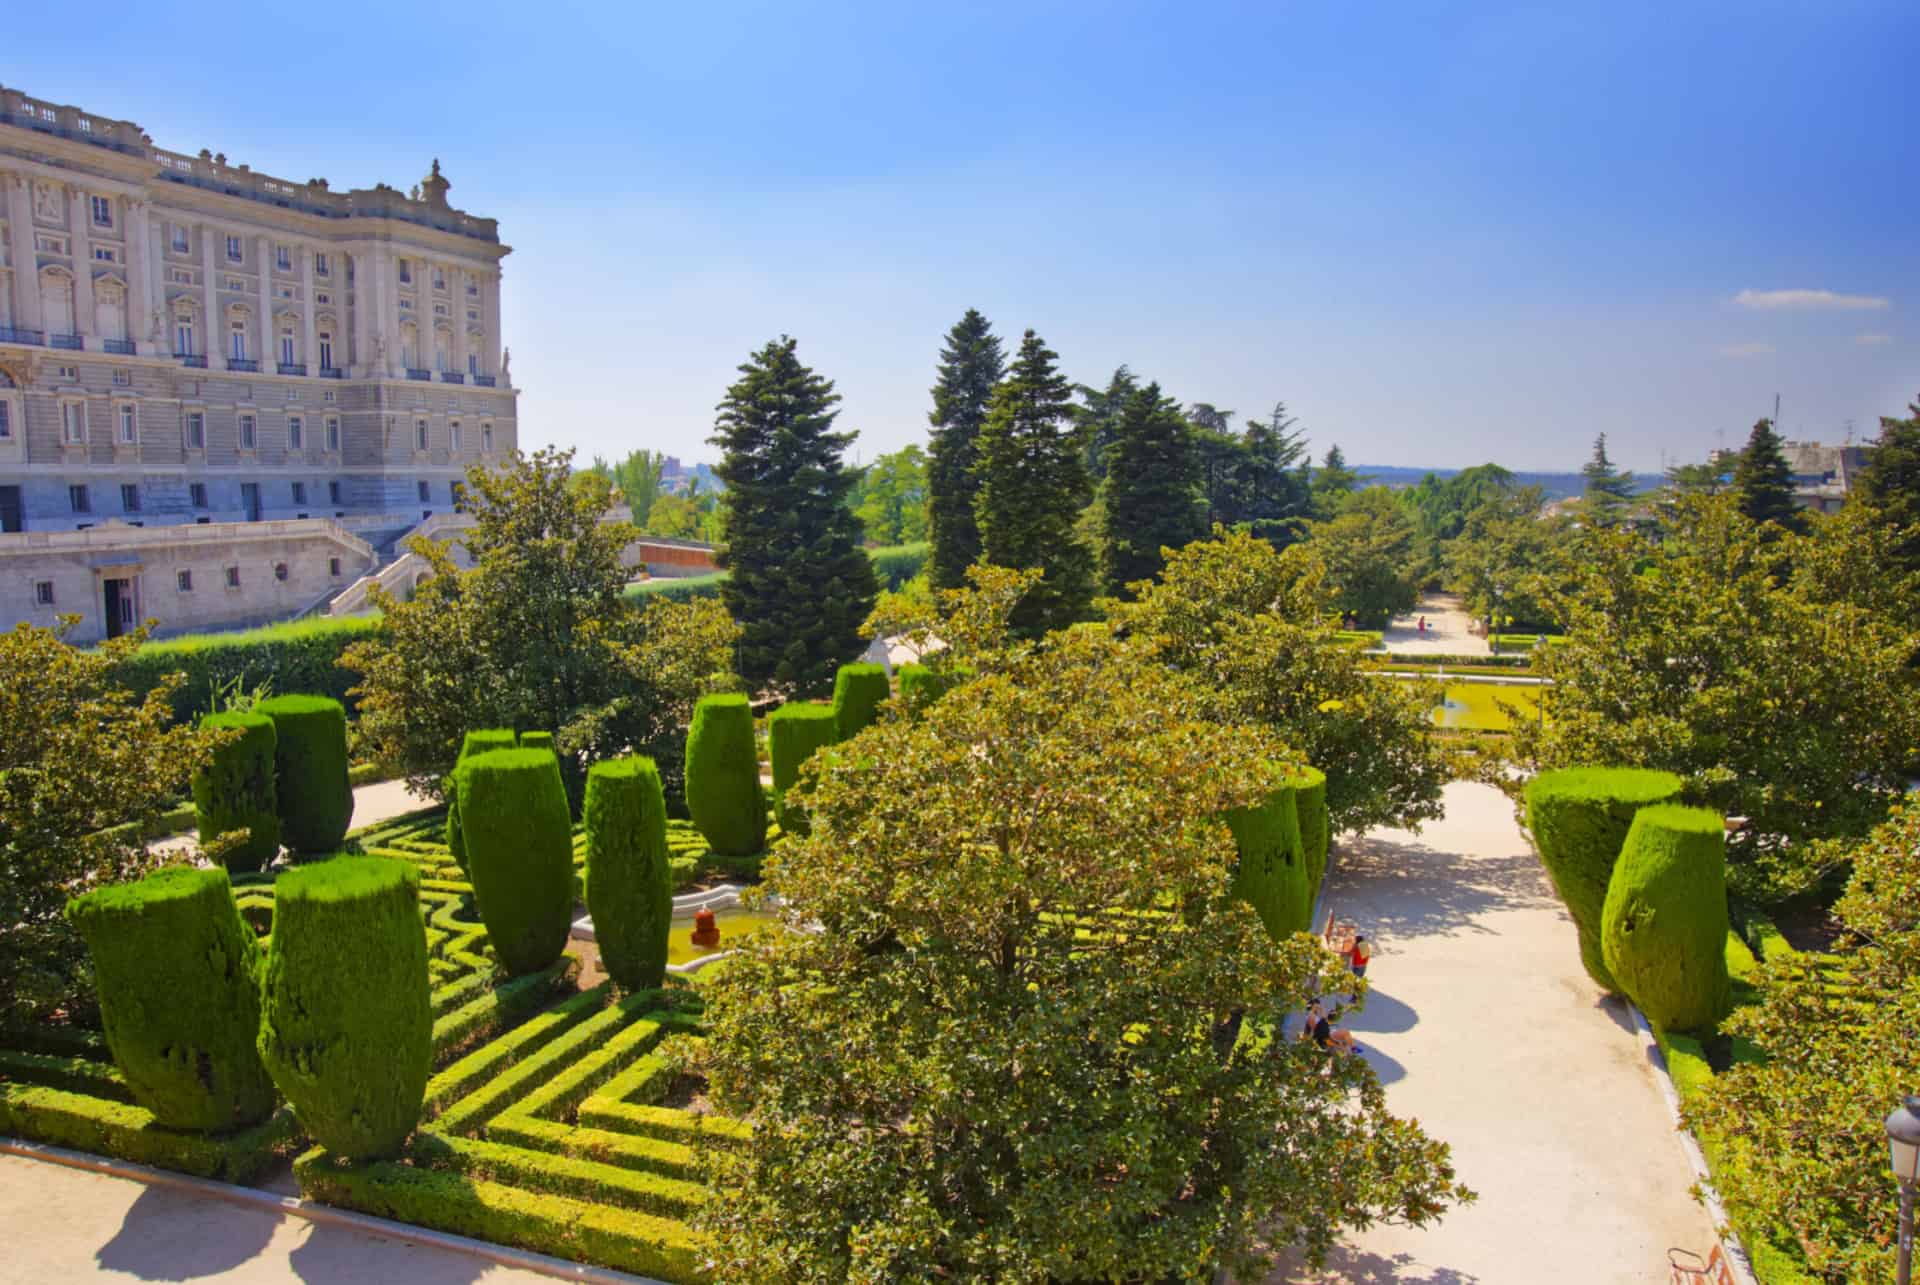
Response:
[976, 329, 1096, 636]
[926, 310, 1006, 590]
[1732, 417, 1803, 533]
[1580, 434, 1635, 525]
[1856, 396, 1920, 573]
[1073, 366, 1140, 483]
[1310, 445, 1359, 518]
[1235, 402, 1312, 544]
[711, 336, 877, 694]
[1103, 382, 1203, 596]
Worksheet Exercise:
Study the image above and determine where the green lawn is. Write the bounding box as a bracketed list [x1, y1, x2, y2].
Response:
[1428, 681, 1542, 732]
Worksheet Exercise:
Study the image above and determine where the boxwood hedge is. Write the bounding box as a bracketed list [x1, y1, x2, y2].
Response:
[767, 702, 837, 835]
[457, 747, 575, 976]
[1601, 804, 1733, 1033]
[192, 711, 280, 872]
[1223, 783, 1313, 943]
[831, 663, 890, 741]
[684, 693, 764, 857]
[584, 757, 673, 990]
[255, 694, 354, 854]
[446, 728, 517, 872]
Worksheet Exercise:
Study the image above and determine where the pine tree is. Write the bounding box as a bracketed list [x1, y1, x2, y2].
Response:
[1732, 418, 1802, 533]
[975, 329, 1096, 636]
[1580, 434, 1635, 525]
[926, 310, 1006, 590]
[1856, 397, 1920, 572]
[1073, 366, 1140, 483]
[1310, 445, 1359, 518]
[711, 336, 878, 695]
[1103, 383, 1202, 597]
[1236, 402, 1312, 544]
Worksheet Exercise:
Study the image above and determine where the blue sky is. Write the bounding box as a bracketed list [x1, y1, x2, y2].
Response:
[15, 0, 1920, 472]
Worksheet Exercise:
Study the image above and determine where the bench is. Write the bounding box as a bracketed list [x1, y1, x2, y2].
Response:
[1668, 1246, 1736, 1285]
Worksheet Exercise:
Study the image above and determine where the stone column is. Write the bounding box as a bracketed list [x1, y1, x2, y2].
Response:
[451, 269, 467, 376]
[301, 244, 316, 371]
[256, 235, 273, 369]
[6, 177, 43, 332]
[200, 223, 217, 359]
[68, 185, 95, 340]
[484, 267, 502, 380]
[125, 199, 151, 355]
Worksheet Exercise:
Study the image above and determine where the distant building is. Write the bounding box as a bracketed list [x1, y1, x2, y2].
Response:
[1782, 440, 1869, 515]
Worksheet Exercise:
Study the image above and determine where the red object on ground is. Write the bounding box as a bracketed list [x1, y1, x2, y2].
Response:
[690, 907, 720, 948]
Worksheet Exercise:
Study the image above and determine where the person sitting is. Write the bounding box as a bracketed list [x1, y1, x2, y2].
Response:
[1322, 1004, 1362, 1055]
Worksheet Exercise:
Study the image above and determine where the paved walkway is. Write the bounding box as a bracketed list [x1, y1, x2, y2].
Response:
[1271, 781, 1718, 1283]
[1381, 593, 1488, 657]
[153, 777, 435, 856]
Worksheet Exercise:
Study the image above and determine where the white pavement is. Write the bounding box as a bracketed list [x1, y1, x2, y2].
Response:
[1381, 593, 1488, 657]
[1272, 782, 1718, 1284]
[153, 777, 436, 856]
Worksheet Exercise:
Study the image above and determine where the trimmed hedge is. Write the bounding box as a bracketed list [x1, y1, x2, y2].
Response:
[896, 662, 968, 716]
[64, 867, 276, 1132]
[767, 702, 838, 836]
[447, 728, 517, 872]
[109, 615, 383, 726]
[831, 663, 891, 741]
[684, 694, 764, 857]
[258, 857, 430, 1160]
[1601, 804, 1732, 1033]
[584, 757, 673, 990]
[192, 711, 280, 872]
[518, 730, 555, 751]
[1287, 765, 1329, 903]
[1223, 783, 1313, 944]
[255, 694, 354, 854]
[623, 572, 726, 604]
[868, 542, 930, 591]
[457, 748, 574, 976]
[1523, 766, 1684, 992]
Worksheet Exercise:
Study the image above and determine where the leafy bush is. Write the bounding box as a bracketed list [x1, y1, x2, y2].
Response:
[255, 694, 354, 854]
[1289, 765, 1330, 901]
[767, 702, 838, 835]
[65, 866, 275, 1131]
[584, 757, 673, 990]
[895, 662, 968, 715]
[830, 663, 890, 741]
[685, 693, 764, 857]
[867, 541, 930, 591]
[191, 712, 280, 872]
[1600, 804, 1732, 1032]
[1223, 780, 1313, 942]
[457, 748, 574, 976]
[111, 615, 382, 726]
[445, 728, 516, 873]
[258, 857, 430, 1161]
[1523, 767, 1683, 992]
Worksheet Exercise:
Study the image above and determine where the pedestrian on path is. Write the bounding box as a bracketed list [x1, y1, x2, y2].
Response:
[1349, 934, 1371, 985]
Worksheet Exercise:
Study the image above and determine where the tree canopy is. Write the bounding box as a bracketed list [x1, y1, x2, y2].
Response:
[1731, 417, 1802, 533]
[926, 309, 1005, 590]
[1579, 433, 1635, 525]
[1101, 381, 1203, 596]
[849, 445, 929, 546]
[1305, 487, 1423, 628]
[1852, 394, 1920, 575]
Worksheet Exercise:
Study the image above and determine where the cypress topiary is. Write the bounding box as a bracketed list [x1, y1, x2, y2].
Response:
[65, 866, 276, 1132]
[768, 701, 838, 835]
[192, 711, 280, 872]
[584, 756, 672, 990]
[456, 747, 574, 975]
[896, 662, 967, 716]
[685, 693, 765, 857]
[1287, 765, 1330, 903]
[831, 663, 891, 741]
[447, 728, 517, 872]
[517, 730, 555, 751]
[1524, 766, 1684, 992]
[1601, 804, 1733, 1032]
[1222, 782, 1313, 944]
[254, 694, 354, 854]
[258, 857, 429, 1160]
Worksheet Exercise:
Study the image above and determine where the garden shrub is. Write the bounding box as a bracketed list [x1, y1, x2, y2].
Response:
[255, 694, 354, 854]
[258, 857, 430, 1160]
[1523, 766, 1684, 992]
[584, 757, 672, 990]
[767, 702, 838, 835]
[518, 730, 555, 751]
[446, 728, 517, 872]
[191, 711, 280, 872]
[1600, 803, 1733, 1033]
[1288, 765, 1329, 902]
[1222, 783, 1313, 943]
[108, 614, 382, 726]
[457, 748, 574, 975]
[831, 663, 891, 741]
[685, 693, 765, 857]
[896, 663, 969, 716]
[65, 866, 276, 1132]
[868, 542, 930, 590]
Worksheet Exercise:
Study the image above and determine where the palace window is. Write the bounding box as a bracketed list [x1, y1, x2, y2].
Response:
[280, 327, 296, 367]
[450, 421, 462, 452]
[417, 480, 431, 503]
[481, 422, 493, 453]
[0, 402, 10, 438]
[275, 244, 292, 271]
[466, 279, 478, 297]
[175, 318, 195, 355]
[432, 267, 445, 291]
[68, 484, 90, 513]
[468, 352, 480, 376]
[120, 483, 140, 512]
[118, 404, 136, 443]
[230, 322, 247, 362]
[176, 570, 193, 592]
[325, 417, 340, 452]
[329, 557, 342, 578]
[89, 195, 112, 227]
[35, 581, 55, 606]
[186, 413, 206, 450]
[226, 235, 242, 262]
[190, 481, 208, 506]
[239, 413, 256, 449]
[92, 246, 117, 263]
[225, 276, 246, 293]
[317, 331, 334, 370]
[291, 481, 307, 505]
[113, 370, 130, 387]
[225, 566, 241, 589]
[397, 259, 412, 284]
[289, 415, 304, 450]
[414, 418, 428, 450]
[328, 480, 342, 505]
[314, 253, 330, 277]
[170, 268, 193, 285]
[61, 402, 86, 445]
[171, 224, 189, 252]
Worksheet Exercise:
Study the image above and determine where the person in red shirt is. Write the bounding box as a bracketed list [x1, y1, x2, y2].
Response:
[1348, 934, 1371, 984]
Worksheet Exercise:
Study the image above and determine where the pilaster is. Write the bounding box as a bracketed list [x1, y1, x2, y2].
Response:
[5, 177, 42, 331]
[67, 185, 94, 339]
[301, 243, 316, 371]
[199, 224, 217, 358]
[255, 235, 272, 368]
[125, 199, 152, 354]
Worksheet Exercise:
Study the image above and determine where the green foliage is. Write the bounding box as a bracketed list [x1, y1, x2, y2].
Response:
[517, 730, 555, 751]
[1732, 417, 1803, 533]
[108, 615, 382, 726]
[446, 728, 516, 872]
[254, 694, 353, 854]
[1103, 382, 1204, 597]
[895, 662, 963, 715]
[1444, 486, 1567, 628]
[1523, 767, 1684, 992]
[711, 335, 879, 695]
[584, 757, 673, 991]
[577, 449, 668, 529]
[65, 866, 275, 1131]
[456, 748, 575, 976]
[927, 308, 1006, 590]
[1401, 464, 1517, 569]
[1309, 444, 1359, 518]
[0, 620, 222, 1031]
[1579, 432, 1636, 525]
[975, 328, 1097, 636]
[830, 662, 890, 741]
[1223, 783, 1313, 942]
[767, 702, 838, 836]
[1600, 804, 1732, 1032]
[1854, 396, 1920, 577]
[1290, 765, 1330, 900]
[258, 857, 430, 1161]
[866, 542, 929, 591]
[850, 446, 929, 546]
[1305, 487, 1423, 628]
[685, 694, 765, 857]
[191, 711, 279, 872]
[623, 571, 727, 603]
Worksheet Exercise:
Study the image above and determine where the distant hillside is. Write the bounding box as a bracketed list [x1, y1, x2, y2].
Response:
[1352, 464, 1661, 498]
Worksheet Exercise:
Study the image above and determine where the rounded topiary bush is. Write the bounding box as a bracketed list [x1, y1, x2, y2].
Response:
[1524, 766, 1684, 992]
[768, 701, 838, 836]
[65, 866, 276, 1132]
[1287, 765, 1329, 903]
[447, 728, 517, 872]
[254, 694, 354, 854]
[831, 663, 891, 741]
[258, 857, 429, 1160]
[1600, 804, 1732, 1033]
[192, 711, 280, 873]
[584, 756, 672, 990]
[457, 747, 574, 975]
[685, 693, 765, 857]
[1223, 781, 1313, 944]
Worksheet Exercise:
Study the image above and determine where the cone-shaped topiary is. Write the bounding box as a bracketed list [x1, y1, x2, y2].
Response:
[685, 693, 765, 856]
[1222, 781, 1313, 944]
[1524, 766, 1684, 992]
[1601, 804, 1733, 1032]
[1287, 765, 1330, 903]
[65, 866, 276, 1132]
[768, 701, 838, 835]
[258, 857, 429, 1160]
[584, 756, 672, 990]
[456, 747, 574, 975]
[192, 711, 280, 872]
[254, 694, 354, 854]
[518, 730, 555, 751]
[831, 662, 891, 741]
[446, 728, 516, 872]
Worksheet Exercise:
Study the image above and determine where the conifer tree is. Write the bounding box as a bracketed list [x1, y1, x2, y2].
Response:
[711, 336, 877, 694]
[926, 310, 1006, 590]
[1073, 366, 1140, 483]
[975, 329, 1095, 635]
[1732, 417, 1803, 533]
[1103, 382, 1202, 596]
[1236, 401, 1312, 544]
[1580, 433, 1635, 525]
[1310, 445, 1360, 518]
[1856, 396, 1920, 573]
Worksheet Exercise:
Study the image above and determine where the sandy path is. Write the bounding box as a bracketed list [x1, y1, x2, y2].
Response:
[1381, 593, 1488, 657]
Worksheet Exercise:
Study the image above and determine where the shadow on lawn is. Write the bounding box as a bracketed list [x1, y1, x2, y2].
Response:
[1326, 834, 1558, 944]
[96, 1184, 276, 1281]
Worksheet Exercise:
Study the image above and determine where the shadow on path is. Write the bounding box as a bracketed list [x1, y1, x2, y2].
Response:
[96, 1185, 276, 1281]
[1327, 836, 1561, 945]
[289, 1224, 492, 1285]
[1277, 1245, 1484, 1284]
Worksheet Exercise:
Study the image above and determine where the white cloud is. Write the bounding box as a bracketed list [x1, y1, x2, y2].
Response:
[1854, 332, 1894, 346]
[1718, 342, 1775, 358]
[1734, 288, 1890, 311]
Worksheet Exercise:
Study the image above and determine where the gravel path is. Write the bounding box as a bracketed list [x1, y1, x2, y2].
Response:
[1381, 593, 1488, 657]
